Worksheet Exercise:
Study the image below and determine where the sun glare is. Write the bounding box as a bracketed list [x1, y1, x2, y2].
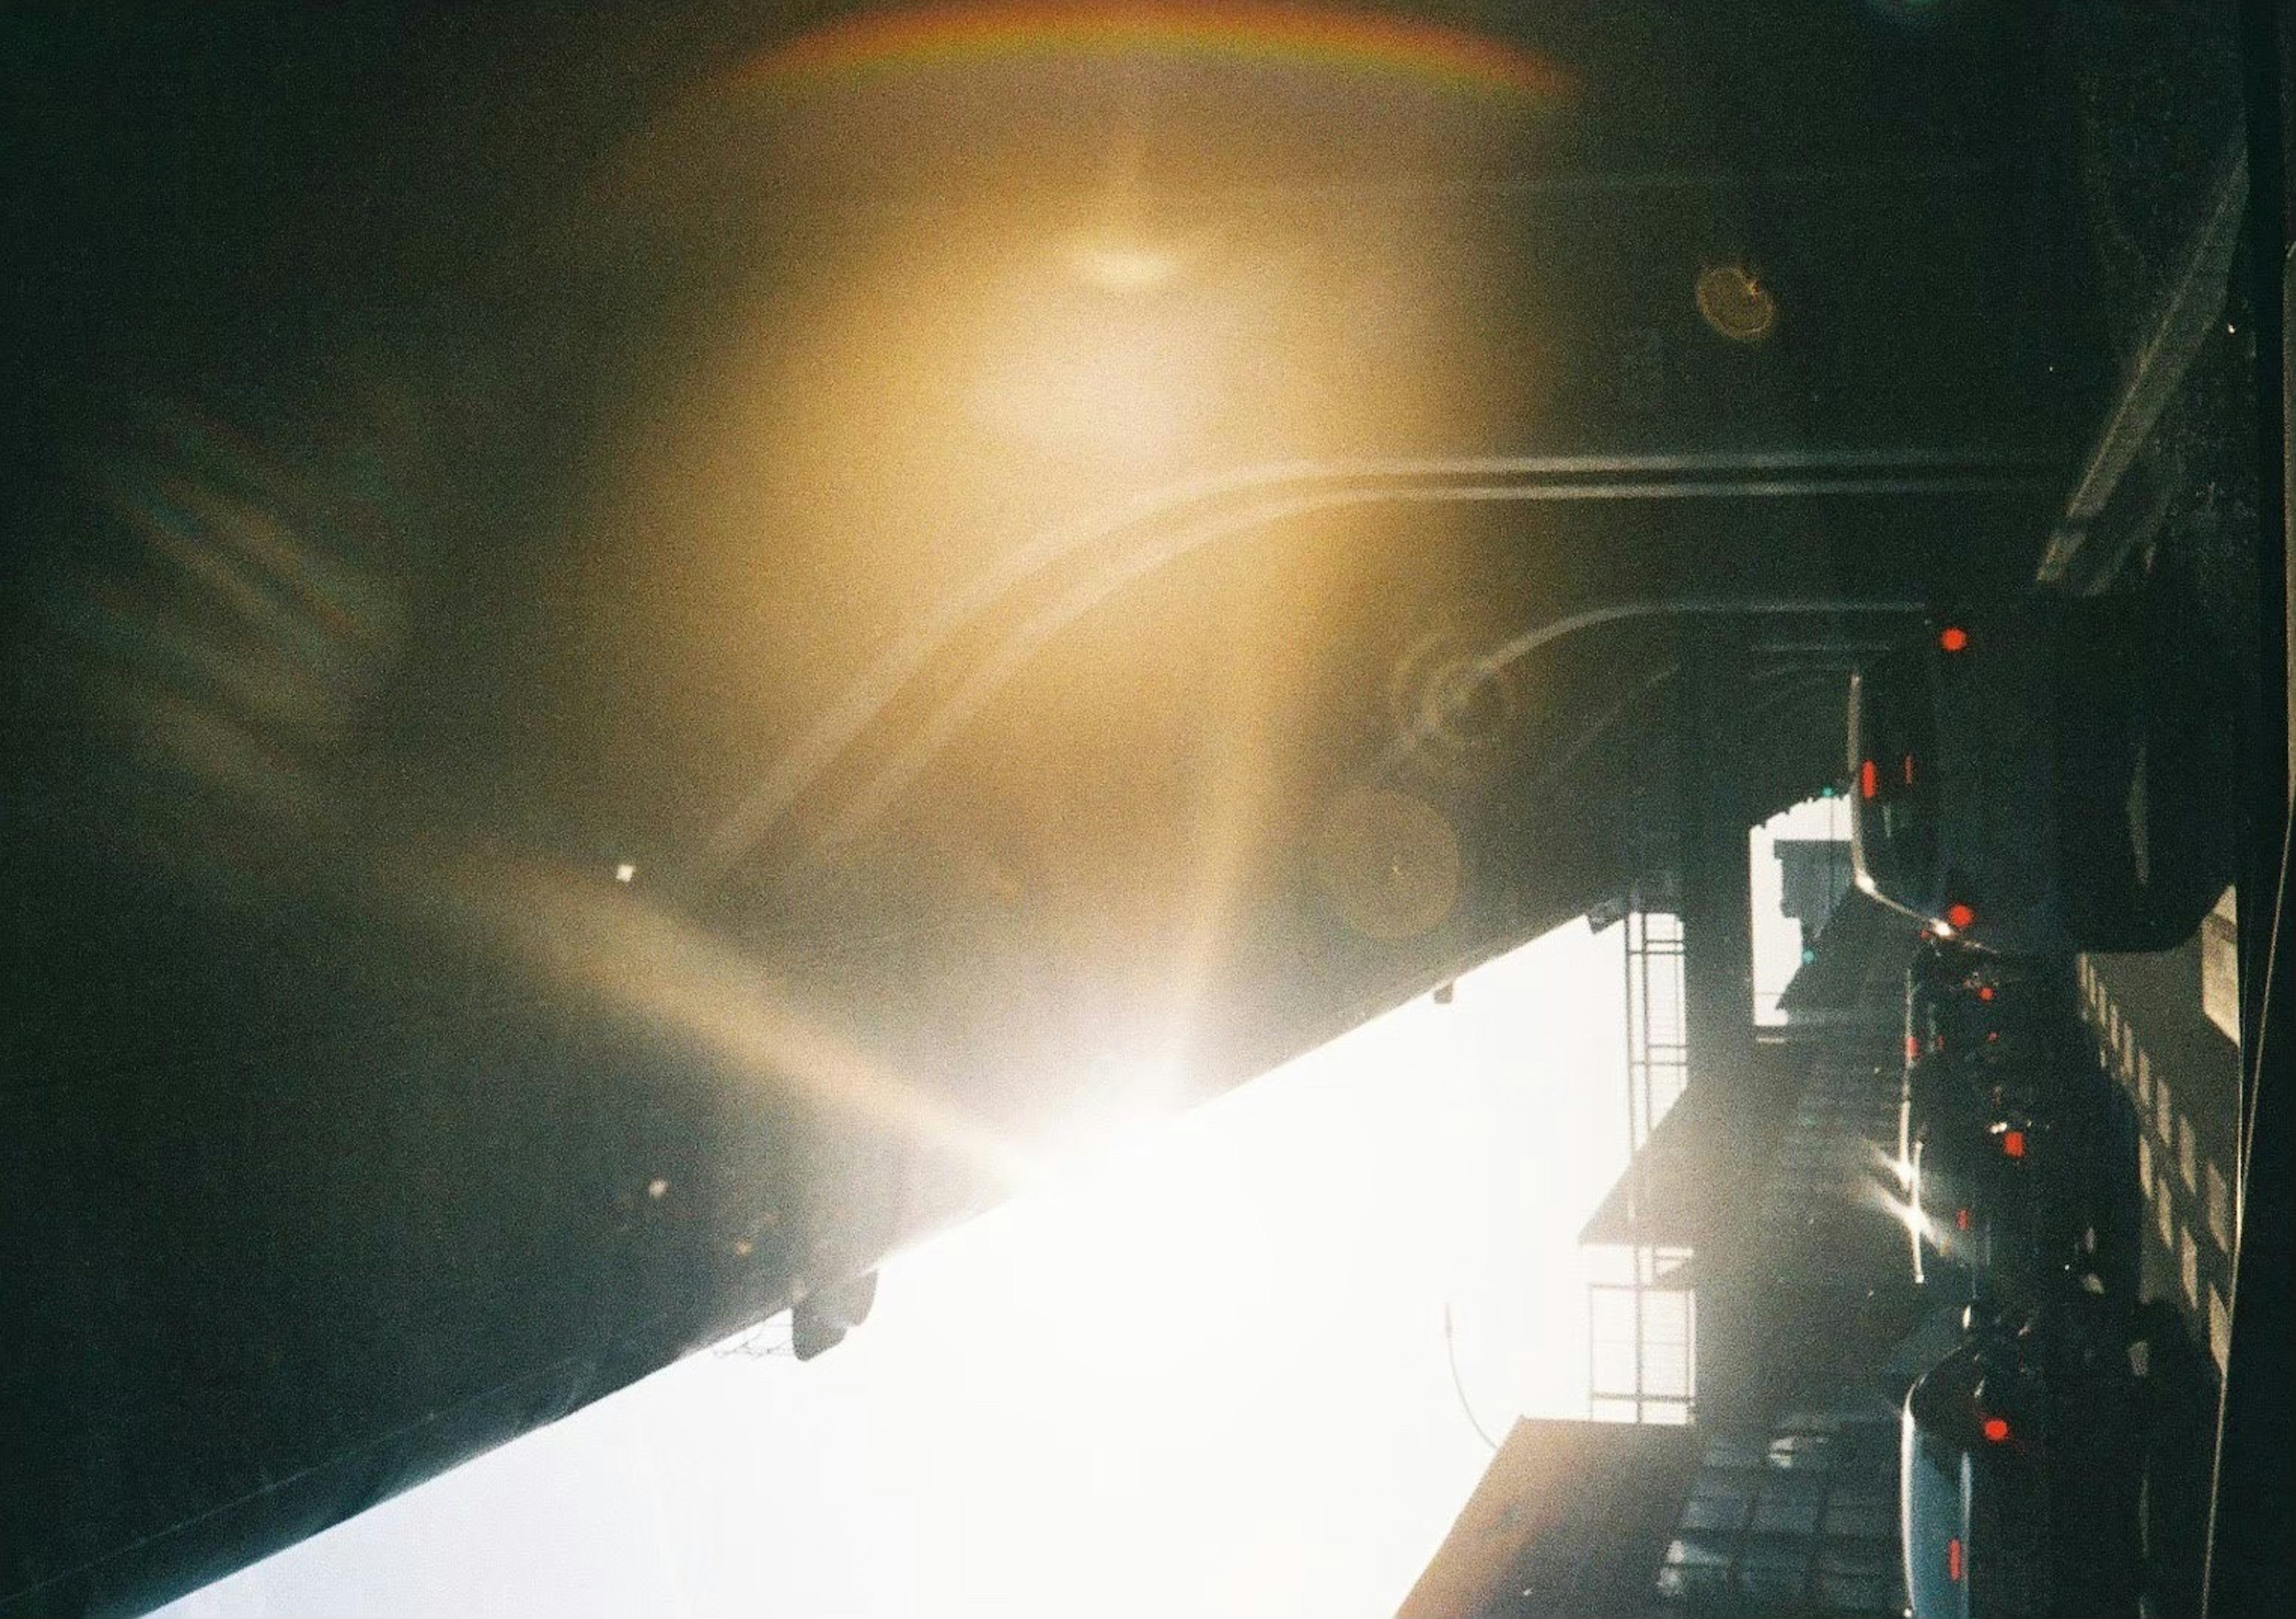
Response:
[786, 916, 1639, 1615]
[1069, 236, 1186, 291]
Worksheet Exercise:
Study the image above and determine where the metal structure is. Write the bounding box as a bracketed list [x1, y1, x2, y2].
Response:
[1589, 906, 1698, 1426]
[1589, 1244, 1699, 1427]
[1626, 908, 1693, 1155]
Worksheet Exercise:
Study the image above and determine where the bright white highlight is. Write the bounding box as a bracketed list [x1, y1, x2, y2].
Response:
[154, 920, 1634, 1619]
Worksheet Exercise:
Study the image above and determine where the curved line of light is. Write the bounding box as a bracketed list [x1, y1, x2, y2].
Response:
[706, 448, 2038, 873]
[811, 468, 1949, 856]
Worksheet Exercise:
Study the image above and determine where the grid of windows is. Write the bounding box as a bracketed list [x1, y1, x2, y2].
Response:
[1646, 1003, 1906, 1615]
[1656, 1417, 1903, 1617]
[1588, 1244, 1696, 1425]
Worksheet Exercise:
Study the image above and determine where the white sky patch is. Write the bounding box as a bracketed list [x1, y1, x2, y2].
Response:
[1750, 794, 1850, 1026]
[155, 918, 1632, 1619]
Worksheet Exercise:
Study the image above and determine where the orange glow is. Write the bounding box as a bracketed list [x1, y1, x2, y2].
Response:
[744, 2, 1576, 105]
[1902, 753, 1915, 786]
[1949, 1537, 1964, 1581]
[1693, 264, 1777, 344]
[2002, 1129, 2026, 1159]
[1939, 625, 1969, 653]
[1945, 902, 1975, 930]
[1860, 759, 1878, 799]
[634, 33, 1547, 877]
[1982, 1416, 2010, 1443]
[1977, 983, 1995, 1001]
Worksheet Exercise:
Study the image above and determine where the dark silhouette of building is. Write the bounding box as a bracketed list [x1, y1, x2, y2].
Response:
[1399, 1421, 1703, 1619]
[1775, 839, 1853, 937]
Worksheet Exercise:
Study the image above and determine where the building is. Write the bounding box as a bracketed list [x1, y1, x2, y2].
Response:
[1405, 872, 1930, 1618]
[1774, 839, 1854, 940]
[1399, 1421, 1703, 1619]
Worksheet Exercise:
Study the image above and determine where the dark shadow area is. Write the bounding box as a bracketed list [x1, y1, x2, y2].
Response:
[2136, 1300, 2218, 1619]
[2090, 1031, 2220, 1619]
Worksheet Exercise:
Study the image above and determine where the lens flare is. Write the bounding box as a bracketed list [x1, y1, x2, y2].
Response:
[1068, 237, 1186, 291]
[743, 3, 1574, 107]
[1868, 1175, 1937, 1248]
[451, 855, 1036, 1188]
[1693, 264, 1776, 343]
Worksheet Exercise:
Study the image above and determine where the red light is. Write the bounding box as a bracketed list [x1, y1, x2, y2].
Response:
[1946, 903, 1976, 930]
[1860, 759, 1878, 799]
[1903, 754, 1916, 786]
[1906, 1034, 1921, 1063]
[1956, 1208, 1971, 1231]
[1982, 1416, 2011, 1443]
[2002, 1129, 2026, 1159]
[1987, 1031, 2000, 1043]
[1948, 1537, 1964, 1581]
[1977, 984, 1996, 1001]
[1940, 626, 1970, 653]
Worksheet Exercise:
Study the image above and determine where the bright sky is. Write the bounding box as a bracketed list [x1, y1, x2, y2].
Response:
[1751, 794, 1851, 1025]
[155, 917, 1641, 1619]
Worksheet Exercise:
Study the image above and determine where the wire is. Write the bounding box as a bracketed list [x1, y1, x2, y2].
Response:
[1442, 1302, 1503, 1453]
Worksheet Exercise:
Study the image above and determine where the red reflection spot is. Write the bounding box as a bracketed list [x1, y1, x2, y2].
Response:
[1861, 759, 1879, 799]
[1946, 903, 1976, 930]
[1949, 1537, 1964, 1581]
[1903, 753, 1916, 786]
[1978, 984, 1996, 1002]
[1906, 1034, 1921, 1064]
[1940, 626, 1970, 653]
[1956, 1208, 1971, 1231]
[2002, 1129, 2026, 1159]
[1982, 1416, 2011, 1443]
